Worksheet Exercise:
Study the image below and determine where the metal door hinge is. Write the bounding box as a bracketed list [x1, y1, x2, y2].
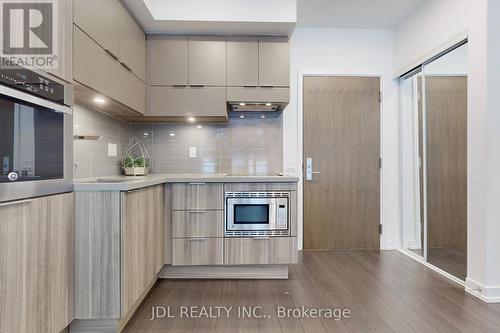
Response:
[379, 224, 383, 234]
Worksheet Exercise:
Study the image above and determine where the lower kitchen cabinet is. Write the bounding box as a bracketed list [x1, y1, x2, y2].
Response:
[121, 185, 165, 316]
[224, 237, 297, 265]
[0, 193, 74, 333]
[74, 184, 165, 327]
[172, 238, 224, 265]
[172, 210, 224, 238]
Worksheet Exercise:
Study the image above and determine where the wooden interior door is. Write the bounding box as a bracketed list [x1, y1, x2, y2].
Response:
[303, 76, 381, 249]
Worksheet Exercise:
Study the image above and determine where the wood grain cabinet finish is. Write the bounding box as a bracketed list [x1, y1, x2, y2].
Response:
[74, 26, 145, 115]
[45, 0, 73, 82]
[121, 185, 165, 316]
[188, 36, 227, 86]
[171, 183, 223, 210]
[172, 238, 224, 265]
[224, 237, 297, 265]
[258, 37, 290, 87]
[118, 3, 146, 81]
[172, 210, 224, 238]
[0, 193, 74, 333]
[147, 36, 189, 85]
[74, 0, 119, 57]
[148, 86, 226, 117]
[227, 37, 259, 87]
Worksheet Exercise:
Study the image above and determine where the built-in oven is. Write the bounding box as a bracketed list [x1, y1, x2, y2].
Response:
[225, 192, 290, 237]
[0, 59, 73, 202]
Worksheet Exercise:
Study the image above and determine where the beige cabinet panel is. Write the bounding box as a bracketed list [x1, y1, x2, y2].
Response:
[46, 0, 73, 82]
[224, 237, 297, 265]
[147, 36, 189, 85]
[121, 185, 165, 316]
[227, 37, 258, 87]
[74, 26, 145, 115]
[118, 3, 146, 81]
[259, 37, 290, 87]
[226, 87, 290, 103]
[172, 210, 224, 238]
[74, 0, 119, 57]
[148, 86, 226, 117]
[172, 238, 224, 266]
[171, 183, 223, 210]
[0, 193, 74, 333]
[189, 36, 226, 86]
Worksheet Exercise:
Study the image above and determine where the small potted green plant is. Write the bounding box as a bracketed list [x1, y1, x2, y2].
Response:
[121, 137, 150, 176]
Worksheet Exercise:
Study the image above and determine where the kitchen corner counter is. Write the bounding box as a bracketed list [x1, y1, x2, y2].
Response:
[73, 174, 299, 191]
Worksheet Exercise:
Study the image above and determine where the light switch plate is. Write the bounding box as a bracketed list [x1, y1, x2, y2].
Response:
[108, 143, 117, 157]
[189, 146, 197, 158]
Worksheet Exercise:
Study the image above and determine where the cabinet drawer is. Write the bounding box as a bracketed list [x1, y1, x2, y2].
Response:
[172, 238, 223, 266]
[172, 210, 223, 238]
[172, 183, 223, 210]
[224, 237, 297, 265]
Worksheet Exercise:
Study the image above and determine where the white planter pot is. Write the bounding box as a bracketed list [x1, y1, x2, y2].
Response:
[123, 167, 149, 176]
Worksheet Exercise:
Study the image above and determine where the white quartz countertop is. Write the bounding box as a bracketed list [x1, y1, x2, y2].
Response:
[73, 174, 299, 191]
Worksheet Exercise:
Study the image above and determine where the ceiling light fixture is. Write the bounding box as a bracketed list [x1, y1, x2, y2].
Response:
[239, 115, 245, 119]
[187, 117, 196, 122]
[94, 96, 106, 104]
[261, 115, 266, 119]
[196, 125, 203, 129]
[169, 133, 176, 137]
[265, 103, 272, 106]
[239, 102, 246, 106]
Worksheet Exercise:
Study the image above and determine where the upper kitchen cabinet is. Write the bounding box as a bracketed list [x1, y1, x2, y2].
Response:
[188, 36, 227, 86]
[74, 0, 119, 58]
[74, 26, 145, 115]
[118, 3, 146, 81]
[259, 37, 290, 87]
[227, 37, 259, 87]
[147, 36, 189, 86]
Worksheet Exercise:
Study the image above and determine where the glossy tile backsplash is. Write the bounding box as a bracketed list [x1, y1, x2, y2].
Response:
[73, 105, 130, 178]
[130, 113, 283, 176]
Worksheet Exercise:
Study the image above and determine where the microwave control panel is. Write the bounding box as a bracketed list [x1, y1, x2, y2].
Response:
[0, 57, 65, 104]
[277, 198, 288, 227]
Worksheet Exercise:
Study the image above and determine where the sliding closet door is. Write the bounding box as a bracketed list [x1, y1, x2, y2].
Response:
[424, 43, 468, 280]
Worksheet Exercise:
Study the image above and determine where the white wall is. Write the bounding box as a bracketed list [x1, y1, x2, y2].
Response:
[394, 0, 470, 75]
[395, 0, 500, 302]
[285, 28, 400, 250]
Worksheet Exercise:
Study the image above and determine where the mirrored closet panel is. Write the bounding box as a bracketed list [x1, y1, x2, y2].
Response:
[401, 42, 468, 280]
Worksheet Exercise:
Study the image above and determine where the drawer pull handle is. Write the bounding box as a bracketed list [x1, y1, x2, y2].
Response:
[0, 199, 33, 207]
[189, 238, 207, 241]
[188, 210, 206, 213]
[253, 237, 270, 240]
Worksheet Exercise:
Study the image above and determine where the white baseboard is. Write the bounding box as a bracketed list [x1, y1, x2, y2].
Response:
[465, 278, 500, 303]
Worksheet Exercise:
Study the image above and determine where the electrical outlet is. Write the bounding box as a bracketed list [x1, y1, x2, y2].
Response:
[189, 147, 197, 158]
[108, 143, 117, 157]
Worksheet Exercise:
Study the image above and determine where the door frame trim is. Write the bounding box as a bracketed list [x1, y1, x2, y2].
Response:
[298, 73, 384, 250]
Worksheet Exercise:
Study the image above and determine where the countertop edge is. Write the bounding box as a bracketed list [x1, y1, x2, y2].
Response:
[73, 175, 300, 192]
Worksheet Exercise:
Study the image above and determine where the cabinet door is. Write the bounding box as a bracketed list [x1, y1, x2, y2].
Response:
[74, 26, 145, 115]
[46, 0, 73, 82]
[118, 3, 146, 81]
[189, 36, 226, 86]
[172, 238, 223, 265]
[171, 183, 223, 210]
[74, 0, 119, 57]
[0, 193, 74, 333]
[259, 37, 290, 87]
[151, 185, 166, 275]
[227, 37, 258, 87]
[224, 237, 297, 265]
[148, 86, 226, 117]
[147, 36, 189, 85]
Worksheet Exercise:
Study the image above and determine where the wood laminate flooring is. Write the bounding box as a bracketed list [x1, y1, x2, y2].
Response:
[123, 250, 500, 333]
[428, 247, 467, 281]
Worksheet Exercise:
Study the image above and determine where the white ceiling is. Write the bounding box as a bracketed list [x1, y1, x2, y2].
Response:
[121, 0, 424, 35]
[298, 0, 423, 28]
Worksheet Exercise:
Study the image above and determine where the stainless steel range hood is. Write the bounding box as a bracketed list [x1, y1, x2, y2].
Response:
[228, 101, 285, 112]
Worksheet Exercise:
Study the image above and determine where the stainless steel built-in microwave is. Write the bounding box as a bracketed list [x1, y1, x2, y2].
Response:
[225, 192, 290, 237]
[0, 60, 73, 202]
